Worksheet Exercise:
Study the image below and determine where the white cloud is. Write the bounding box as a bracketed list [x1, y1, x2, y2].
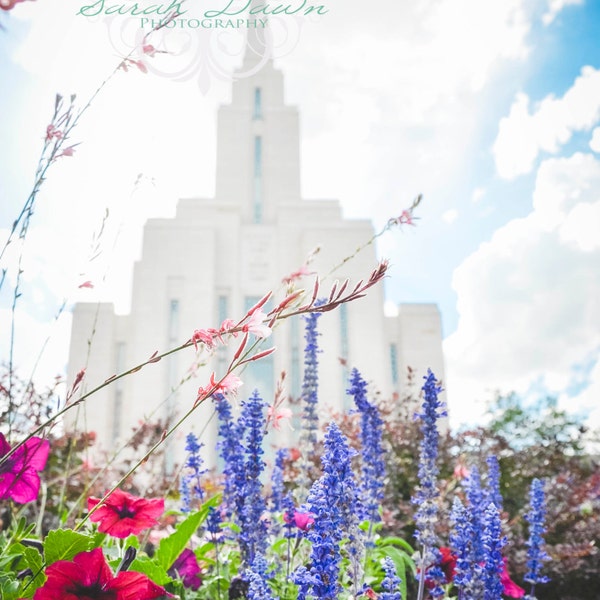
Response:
[442, 209, 459, 224]
[590, 127, 600, 153]
[445, 152, 600, 426]
[542, 0, 583, 26]
[493, 67, 600, 179]
[472, 187, 485, 203]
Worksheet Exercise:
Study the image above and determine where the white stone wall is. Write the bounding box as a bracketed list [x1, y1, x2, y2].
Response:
[66, 60, 446, 470]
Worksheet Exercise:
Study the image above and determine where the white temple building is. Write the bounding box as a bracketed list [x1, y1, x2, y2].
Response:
[66, 45, 445, 470]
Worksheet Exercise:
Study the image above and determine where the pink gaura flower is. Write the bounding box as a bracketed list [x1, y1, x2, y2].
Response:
[453, 462, 470, 480]
[119, 58, 148, 74]
[78, 280, 94, 289]
[87, 488, 164, 538]
[45, 124, 63, 141]
[191, 328, 217, 351]
[196, 372, 243, 402]
[282, 264, 313, 284]
[284, 509, 315, 532]
[0, 433, 50, 504]
[169, 548, 202, 590]
[142, 44, 157, 56]
[242, 309, 272, 338]
[57, 145, 77, 158]
[266, 405, 293, 430]
[32, 547, 172, 600]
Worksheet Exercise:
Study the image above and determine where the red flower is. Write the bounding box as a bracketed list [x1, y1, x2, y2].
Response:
[432, 548, 525, 598]
[438, 546, 457, 582]
[32, 547, 171, 600]
[88, 489, 164, 538]
[0, 433, 50, 504]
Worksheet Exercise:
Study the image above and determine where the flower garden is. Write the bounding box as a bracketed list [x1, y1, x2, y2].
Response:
[1, 2, 599, 600]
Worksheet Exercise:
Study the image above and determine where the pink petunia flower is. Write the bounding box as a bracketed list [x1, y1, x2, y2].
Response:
[0, 433, 50, 504]
[284, 509, 315, 532]
[169, 548, 202, 590]
[87, 488, 164, 538]
[501, 557, 526, 598]
[32, 547, 172, 600]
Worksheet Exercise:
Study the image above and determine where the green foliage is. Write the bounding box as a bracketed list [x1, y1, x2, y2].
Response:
[155, 496, 219, 571]
[43, 528, 94, 564]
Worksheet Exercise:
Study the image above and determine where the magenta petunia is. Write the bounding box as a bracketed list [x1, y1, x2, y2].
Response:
[169, 548, 203, 590]
[88, 488, 164, 538]
[284, 509, 315, 532]
[32, 547, 172, 600]
[0, 433, 50, 504]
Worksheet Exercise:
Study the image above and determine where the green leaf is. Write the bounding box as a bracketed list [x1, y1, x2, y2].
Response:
[130, 556, 173, 586]
[377, 535, 414, 554]
[18, 546, 46, 599]
[155, 510, 205, 571]
[43, 529, 93, 564]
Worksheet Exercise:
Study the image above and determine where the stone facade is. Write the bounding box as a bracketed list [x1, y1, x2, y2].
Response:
[66, 57, 445, 469]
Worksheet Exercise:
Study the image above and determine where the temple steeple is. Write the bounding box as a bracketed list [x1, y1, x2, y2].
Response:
[214, 29, 301, 222]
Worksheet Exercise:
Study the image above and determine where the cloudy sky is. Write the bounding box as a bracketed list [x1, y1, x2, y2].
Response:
[1, 0, 599, 429]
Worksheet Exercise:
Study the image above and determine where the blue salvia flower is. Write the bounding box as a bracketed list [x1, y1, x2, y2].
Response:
[412, 369, 446, 599]
[206, 505, 222, 537]
[348, 368, 386, 524]
[294, 422, 364, 600]
[179, 432, 206, 513]
[214, 394, 245, 520]
[524, 478, 550, 599]
[270, 447, 288, 513]
[486, 455, 503, 511]
[464, 465, 486, 598]
[293, 480, 341, 600]
[380, 556, 402, 600]
[243, 555, 274, 600]
[449, 497, 474, 590]
[299, 304, 324, 453]
[466, 465, 486, 561]
[482, 502, 506, 600]
[282, 493, 297, 540]
[237, 390, 269, 567]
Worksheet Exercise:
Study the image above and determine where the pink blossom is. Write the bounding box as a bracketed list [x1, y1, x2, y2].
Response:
[282, 264, 313, 284]
[45, 124, 63, 141]
[219, 318, 237, 333]
[453, 462, 470, 480]
[142, 44, 157, 56]
[501, 558, 526, 598]
[267, 405, 292, 430]
[242, 309, 271, 338]
[284, 510, 314, 532]
[0, 434, 50, 504]
[196, 372, 243, 402]
[191, 328, 216, 351]
[58, 145, 76, 157]
[78, 280, 94, 289]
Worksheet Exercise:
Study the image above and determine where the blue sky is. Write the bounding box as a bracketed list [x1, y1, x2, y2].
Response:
[1, 0, 599, 429]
